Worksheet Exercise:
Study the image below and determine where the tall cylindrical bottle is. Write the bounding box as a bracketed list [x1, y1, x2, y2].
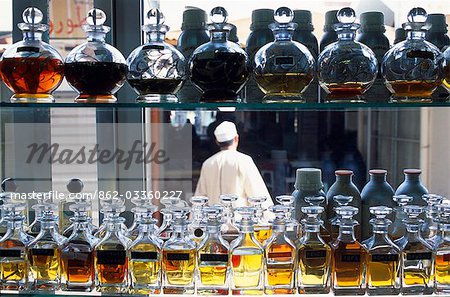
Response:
[293, 10, 319, 102]
[360, 169, 394, 241]
[325, 170, 362, 241]
[245, 9, 275, 103]
[394, 169, 428, 206]
[356, 12, 391, 102]
[177, 8, 209, 102]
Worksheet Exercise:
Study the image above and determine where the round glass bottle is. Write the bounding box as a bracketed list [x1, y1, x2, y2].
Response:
[254, 7, 315, 102]
[318, 8, 378, 102]
[443, 46, 450, 92]
[382, 8, 444, 102]
[127, 8, 186, 102]
[65, 9, 127, 103]
[0, 7, 64, 102]
[190, 7, 250, 102]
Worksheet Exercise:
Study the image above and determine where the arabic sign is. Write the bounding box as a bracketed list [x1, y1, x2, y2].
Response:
[49, 0, 93, 38]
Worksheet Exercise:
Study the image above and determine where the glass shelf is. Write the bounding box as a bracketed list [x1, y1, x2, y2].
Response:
[0, 100, 450, 110]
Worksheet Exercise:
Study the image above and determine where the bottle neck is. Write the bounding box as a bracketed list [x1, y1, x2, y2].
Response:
[172, 221, 188, 238]
[273, 28, 294, 41]
[211, 31, 228, 42]
[87, 31, 106, 43]
[338, 31, 356, 41]
[304, 228, 321, 241]
[272, 220, 286, 233]
[370, 174, 387, 183]
[146, 31, 166, 43]
[407, 30, 426, 40]
[337, 222, 357, 242]
[336, 175, 352, 183]
[23, 31, 43, 41]
[240, 220, 254, 233]
[405, 173, 421, 181]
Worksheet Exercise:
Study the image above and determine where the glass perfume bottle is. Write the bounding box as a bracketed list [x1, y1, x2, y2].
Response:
[421, 194, 443, 245]
[158, 196, 182, 241]
[248, 196, 272, 245]
[230, 207, 264, 295]
[264, 205, 296, 294]
[65, 9, 127, 103]
[331, 206, 366, 295]
[220, 194, 240, 243]
[127, 8, 186, 102]
[275, 195, 299, 241]
[434, 203, 450, 294]
[128, 204, 162, 295]
[60, 203, 98, 291]
[94, 205, 131, 294]
[363, 206, 401, 295]
[304, 196, 331, 244]
[329, 195, 353, 242]
[27, 203, 66, 291]
[127, 196, 153, 241]
[94, 197, 127, 239]
[395, 205, 434, 295]
[190, 7, 251, 102]
[382, 8, 444, 102]
[188, 195, 209, 245]
[0, 7, 64, 102]
[197, 205, 230, 295]
[297, 205, 331, 294]
[254, 7, 315, 102]
[0, 203, 33, 291]
[389, 195, 413, 241]
[162, 207, 196, 294]
[318, 7, 377, 102]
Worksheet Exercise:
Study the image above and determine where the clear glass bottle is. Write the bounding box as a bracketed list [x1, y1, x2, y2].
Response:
[382, 8, 444, 102]
[127, 196, 152, 241]
[190, 7, 250, 102]
[254, 7, 315, 102]
[421, 194, 443, 245]
[248, 196, 272, 245]
[158, 196, 182, 241]
[94, 205, 131, 294]
[0, 7, 64, 102]
[94, 204, 128, 239]
[128, 204, 162, 295]
[60, 203, 98, 291]
[331, 206, 366, 295]
[434, 203, 450, 294]
[65, 9, 127, 103]
[27, 203, 66, 291]
[189, 195, 209, 245]
[197, 205, 230, 295]
[275, 195, 299, 242]
[127, 8, 186, 102]
[0, 202, 33, 291]
[304, 196, 331, 243]
[297, 205, 331, 294]
[264, 205, 296, 294]
[395, 205, 434, 295]
[363, 206, 401, 295]
[162, 207, 196, 294]
[329, 195, 353, 242]
[318, 8, 377, 102]
[389, 195, 413, 241]
[220, 194, 240, 243]
[230, 207, 264, 295]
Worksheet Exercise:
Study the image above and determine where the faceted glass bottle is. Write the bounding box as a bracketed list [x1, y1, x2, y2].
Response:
[395, 205, 434, 295]
[127, 8, 186, 102]
[162, 207, 196, 294]
[329, 195, 353, 242]
[389, 195, 413, 241]
[248, 196, 272, 245]
[27, 204, 66, 291]
[434, 204, 450, 294]
[220, 194, 240, 243]
[254, 7, 315, 102]
[297, 206, 331, 294]
[128, 205, 162, 295]
[421, 194, 443, 245]
[65, 9, 127, 103]
[0, 203, 33, 291]
[361, 169, 395, 241]
[0, 7, 64, 102]
[264, 205, 296, 294]
[60, 203, 98, 291]
[94, 206, 131, 294]
[158, 196, 182, 241]
[382, 8, 444, 102]
[190, 7, 250, 102]
[394, 169, 429, 206]
[331, 206, 366, 295]
[197, 206, 230, 295]
[276, 195, 300, 242]
[230, 207, 264, 295]
[363, 206, 401, 295]
[318, 8, 377, 102]
[188, 195, 209, 245]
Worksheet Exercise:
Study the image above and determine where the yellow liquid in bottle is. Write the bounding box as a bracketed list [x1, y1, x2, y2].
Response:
[231, 251, 263, 288]
[199, 264, 228, 285]
[162, 249, 196, 286]
[367, 258, 399, 287]
[254, 227, 272, 245]
[1, 260, 26, 282]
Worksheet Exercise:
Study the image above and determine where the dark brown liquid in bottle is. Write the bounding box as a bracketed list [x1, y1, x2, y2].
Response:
[127, 78, 183, 95]
[65, 62, 128, 102]
[60, 240, 94, 284]
[0, 57, 64, 97]
[190, 52, 250, 102]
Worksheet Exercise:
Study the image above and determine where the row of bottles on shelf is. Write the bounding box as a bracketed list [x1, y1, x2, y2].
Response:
[0, 6, 449, 104]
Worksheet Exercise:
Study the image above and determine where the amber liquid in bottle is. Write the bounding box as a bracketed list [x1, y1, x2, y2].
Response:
[254, 227, 272, 246]
[436, 254, 450, 289]
[0, 240, 27, 290]
[162, 249, 196, 290]
[324, 82, 371, 101]
[255, 73, 313, 97]
[28, 247, 60, 290]
[60, 240, 94, 290]
[95, 249, 128, 287]
[387, 80, 441, 100]
[265, 243, 296, 294]
[0, 57, 64, 99]
[332, 242, 366, 295]
[65, 62, 128, 102]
